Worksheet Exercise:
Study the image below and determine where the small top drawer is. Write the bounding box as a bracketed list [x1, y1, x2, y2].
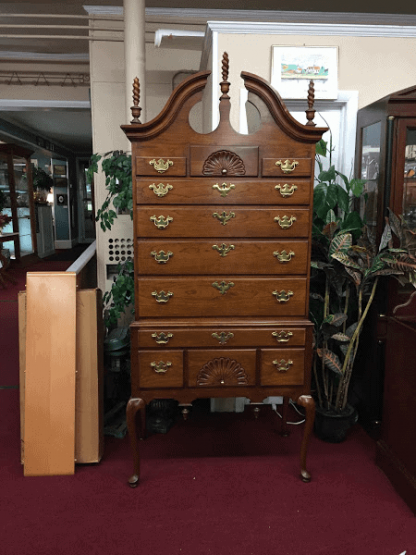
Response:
[190, 145, 259, 177]
[136, 156, 186, 176]
[262, 158, 312, 177]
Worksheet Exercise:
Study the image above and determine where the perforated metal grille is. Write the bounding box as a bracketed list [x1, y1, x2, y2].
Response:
[107, 237, 133, 263]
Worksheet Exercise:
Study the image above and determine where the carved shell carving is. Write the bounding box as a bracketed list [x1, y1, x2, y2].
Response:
[202, 150, 246, 176]
[196, 357, 249, 386]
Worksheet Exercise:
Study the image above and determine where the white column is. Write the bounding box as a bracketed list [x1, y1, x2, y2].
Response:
[124, 0, 146, 123]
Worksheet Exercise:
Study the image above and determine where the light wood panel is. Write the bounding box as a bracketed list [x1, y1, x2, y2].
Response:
[24, 272, 77, 476]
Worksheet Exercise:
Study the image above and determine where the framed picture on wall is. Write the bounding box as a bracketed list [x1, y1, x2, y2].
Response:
[53, 164, 66, 176]
[271, 45, 338, 100]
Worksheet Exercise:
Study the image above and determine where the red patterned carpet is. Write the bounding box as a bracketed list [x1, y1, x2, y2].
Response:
[1, 256, 415, 555]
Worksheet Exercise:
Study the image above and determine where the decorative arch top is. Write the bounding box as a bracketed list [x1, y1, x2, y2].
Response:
[241, 71, 327, 143]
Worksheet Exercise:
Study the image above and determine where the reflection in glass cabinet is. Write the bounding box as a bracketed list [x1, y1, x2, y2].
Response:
[0, 144, 36, 260]
[403, 128, 416, 226]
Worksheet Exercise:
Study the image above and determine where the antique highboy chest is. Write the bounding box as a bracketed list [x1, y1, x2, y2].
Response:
[122, 54, 326, 487]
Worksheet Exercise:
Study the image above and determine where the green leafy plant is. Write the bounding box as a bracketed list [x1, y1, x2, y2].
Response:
[311, 140, 416, 413]
[32, 167, 53, 192]
[88, 151, 133, 232]
[87, 151, 134, 327]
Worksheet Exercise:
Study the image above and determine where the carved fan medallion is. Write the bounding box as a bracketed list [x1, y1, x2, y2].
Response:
[202, 150, 246, 176]
[196, 357, 248, 386]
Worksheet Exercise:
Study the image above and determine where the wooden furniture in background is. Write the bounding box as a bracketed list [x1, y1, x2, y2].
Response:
[0, 144, 37, 261]
[122, 55, 326, 487]
[354, 86, 416, 433]
[376, 292, 416, 514]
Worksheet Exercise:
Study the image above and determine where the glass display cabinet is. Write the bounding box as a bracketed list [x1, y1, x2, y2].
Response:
[354, 86, 416, 430]
[0, 144, 37, 260]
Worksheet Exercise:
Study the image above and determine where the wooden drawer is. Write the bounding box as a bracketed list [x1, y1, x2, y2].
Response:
[136, 207, 310, 238]
[189, 145, 259, 176]
[135, 350, 183, 388]
[134, 325, 307, 349]
[137, 239, 309, 275]
[262, 158, 312, 177]
[137, 178, 312, 205]
[187, 349, 256, 387]
[137, 277, 307, 318]
[136, 156, 186, 176]
[260, 348, 305, 386]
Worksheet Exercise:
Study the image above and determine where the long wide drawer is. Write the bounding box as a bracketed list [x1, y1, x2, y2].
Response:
[137, 239, 309, 275]
[137, 178, 312, 205]
[133, 325, 307, 348]
[136, 207, 310, 238]
[137, 277, 307, 317]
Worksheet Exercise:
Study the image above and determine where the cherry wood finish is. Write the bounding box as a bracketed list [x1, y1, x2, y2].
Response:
[122, 57, 326, 486]
[354, 87, 416, 432]
[137, 177, 312, 205]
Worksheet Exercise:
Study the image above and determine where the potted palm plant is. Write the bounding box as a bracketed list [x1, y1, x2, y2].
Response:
[310, 140, 416, 441]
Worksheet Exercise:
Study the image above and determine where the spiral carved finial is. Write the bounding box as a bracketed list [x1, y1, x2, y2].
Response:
[222, 52, 229, 82]
[220, 52, 230, 99]
[130, 77, 142, 124]
[305, 80, 316, 127]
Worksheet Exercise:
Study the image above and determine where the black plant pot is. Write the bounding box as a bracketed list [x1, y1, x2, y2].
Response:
[314, 404, 358, 443]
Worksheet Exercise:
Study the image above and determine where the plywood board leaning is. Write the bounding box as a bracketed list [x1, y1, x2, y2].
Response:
[24, 272, 77, 476]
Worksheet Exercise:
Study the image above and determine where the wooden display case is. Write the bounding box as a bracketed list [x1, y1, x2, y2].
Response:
[354, 86, 416, 431]
[0, 144, 37, 261]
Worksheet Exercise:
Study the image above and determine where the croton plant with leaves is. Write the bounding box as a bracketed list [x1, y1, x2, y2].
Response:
[310, 139, 416, 413]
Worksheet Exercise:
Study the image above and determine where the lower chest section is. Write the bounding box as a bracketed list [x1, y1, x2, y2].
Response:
[131, 323, 312, 396]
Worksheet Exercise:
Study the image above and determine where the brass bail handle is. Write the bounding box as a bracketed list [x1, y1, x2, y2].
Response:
[151, 361, 172, 374]
[273, 359, 293, 373]
[275, 160, 299, 174]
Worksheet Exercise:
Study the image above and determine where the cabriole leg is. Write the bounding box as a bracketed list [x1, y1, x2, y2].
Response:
[297, 395, 315, 483]
[126, 397, 146, 488]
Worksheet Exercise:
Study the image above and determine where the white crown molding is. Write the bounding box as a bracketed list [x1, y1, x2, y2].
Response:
[83, 7, 416, 26]
[206, 20, 416, 37]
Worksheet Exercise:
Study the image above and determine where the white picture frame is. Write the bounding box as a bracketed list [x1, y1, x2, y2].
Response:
[271, 45, 338, 100]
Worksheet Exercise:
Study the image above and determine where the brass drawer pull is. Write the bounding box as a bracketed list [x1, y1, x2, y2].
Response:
[151, 290, 173, 303]
[273, 359, 293, 373]
[150, 215, 173, 229]
[212, 243, 235, 257]
[275, 160, 299, 173]
[149, 158, 173, 173]
[149, 183, 173, 197]
[273, 250, 295, 263]
[213, 211, 235, 225]
[212, 182, 235, 197]
[272, 290, 294, 303]
[151, 332, 173, 345]
[274, 215, 296, 229]
[275, 184, 297, 197]
[212, 280, 234, 295]
[272, 331, 294, 343]
[151, 361, 172, 373]
[212, 332, 234, 345]
[151, 250, 173, 264]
